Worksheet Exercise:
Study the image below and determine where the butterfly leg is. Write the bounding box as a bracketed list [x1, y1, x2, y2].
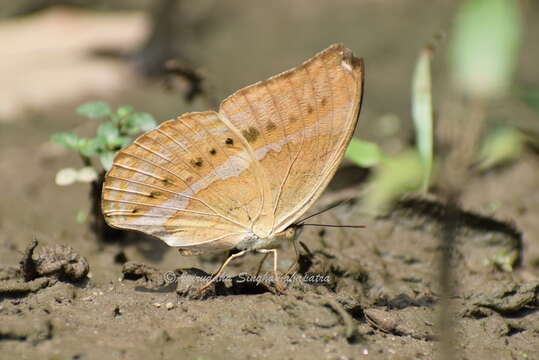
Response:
[255, 252, 270, 277]
[197, 250, 247, 293]
[257, 249, 284, 293]
[283, 239, 300, 277]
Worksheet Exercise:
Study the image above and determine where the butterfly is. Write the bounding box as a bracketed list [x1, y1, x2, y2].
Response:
[101, 43, 364, 292]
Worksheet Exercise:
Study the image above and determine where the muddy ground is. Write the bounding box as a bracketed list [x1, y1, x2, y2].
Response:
[1, 1, 539, 359]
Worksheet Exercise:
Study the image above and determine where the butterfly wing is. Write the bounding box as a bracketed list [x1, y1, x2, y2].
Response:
[219, 44, 364, 232]
[102, 111, 274, 252]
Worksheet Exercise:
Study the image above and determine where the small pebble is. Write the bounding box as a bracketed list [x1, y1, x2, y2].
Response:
[153, 303, 162, 308]
[165, 302, 175, 310]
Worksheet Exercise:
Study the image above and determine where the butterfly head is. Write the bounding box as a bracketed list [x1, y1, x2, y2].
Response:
[275, 224, 303, 243]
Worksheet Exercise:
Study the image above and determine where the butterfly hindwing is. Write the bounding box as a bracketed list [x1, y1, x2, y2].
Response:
[102, 111, 272, 250]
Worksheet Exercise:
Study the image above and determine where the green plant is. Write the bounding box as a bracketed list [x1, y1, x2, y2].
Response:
[447, 0, 523, 178]
[345, 0, 527, 213]
[51, 101, 156, 185]
[412, 47, 434, 192]
[51, 101, 156, 233]
[344, 46, 433, 213]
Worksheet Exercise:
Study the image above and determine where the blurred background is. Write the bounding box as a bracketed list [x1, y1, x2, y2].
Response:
[2, 2, 539, 359]
[1, 0, 538, 261]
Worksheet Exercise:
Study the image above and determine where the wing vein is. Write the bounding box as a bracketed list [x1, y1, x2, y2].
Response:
[240, 92, 272, 154]
[133, 140, 172, 162]
[115, 152, 250, 230]
[157, 122, 250, 224]
[262, 83, 293, 163]
[320, 56, 335, 172]
[193, 117, 255, 223]
[180, 119, 252, 221]
[301, 65, 322, 187]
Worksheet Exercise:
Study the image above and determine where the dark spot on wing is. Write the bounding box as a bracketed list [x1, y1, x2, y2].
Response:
[149, 191, 161, 198]
[190, 157, 204, 167]
[132, 208, 139, 213]
[186, 176, 193, 183]
[321, 98, 327, 106]
[225, 137, 234, 145]
[209, 148, 217, 155]
[242, 126, 260, 143]
[266, 121, 276, 131]
[307, 105, 313, 114]
[289, 116, 298, 123]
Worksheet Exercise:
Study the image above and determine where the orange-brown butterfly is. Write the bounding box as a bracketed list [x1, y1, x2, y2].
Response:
[102, 44, 364, 292]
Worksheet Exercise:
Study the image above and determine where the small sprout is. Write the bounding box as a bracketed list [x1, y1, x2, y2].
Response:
[492, 249, 519, 272]
[362, 150, 425, 214]
[345, 138, 383, 168]
[51, 101, 156, 177]
[55, 168, 78, 186]
[412, 47, 434, 192]
[76, 209, 88, 224]
[478, 126, 525, 170]
[77, 101, 112, 118]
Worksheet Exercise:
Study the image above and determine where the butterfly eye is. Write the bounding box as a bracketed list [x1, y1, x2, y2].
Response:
[286, 227, 297, 240]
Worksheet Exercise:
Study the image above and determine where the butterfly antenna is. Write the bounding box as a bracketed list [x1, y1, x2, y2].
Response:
[300, 224, 365, 229]
[297, 200, 350, 225]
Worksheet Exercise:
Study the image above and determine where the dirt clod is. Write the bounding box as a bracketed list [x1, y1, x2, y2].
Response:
[33, 243, 89, 282]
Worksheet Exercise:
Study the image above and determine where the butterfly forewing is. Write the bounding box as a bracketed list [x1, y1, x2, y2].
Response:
[219, 44, 364, 233]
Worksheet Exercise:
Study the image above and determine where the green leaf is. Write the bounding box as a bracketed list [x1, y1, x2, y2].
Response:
[77, 101, 112, 118]
[519, 85, 539, 115]
[109, 136, 132, 149]
[99, 151, 116, 171]
[97, 122, 120, 145]
[412, 48, 434, 192]
[129, 112, 156, 133]
[478, 126, 525, 170]
[450, 0, 522, 98]
[362, 150, 425, 214]
[345, 138, 383, 167]
[51, 132, 81, 150]
[117, 105, 134, 118]
[77, 138, 99, 157]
